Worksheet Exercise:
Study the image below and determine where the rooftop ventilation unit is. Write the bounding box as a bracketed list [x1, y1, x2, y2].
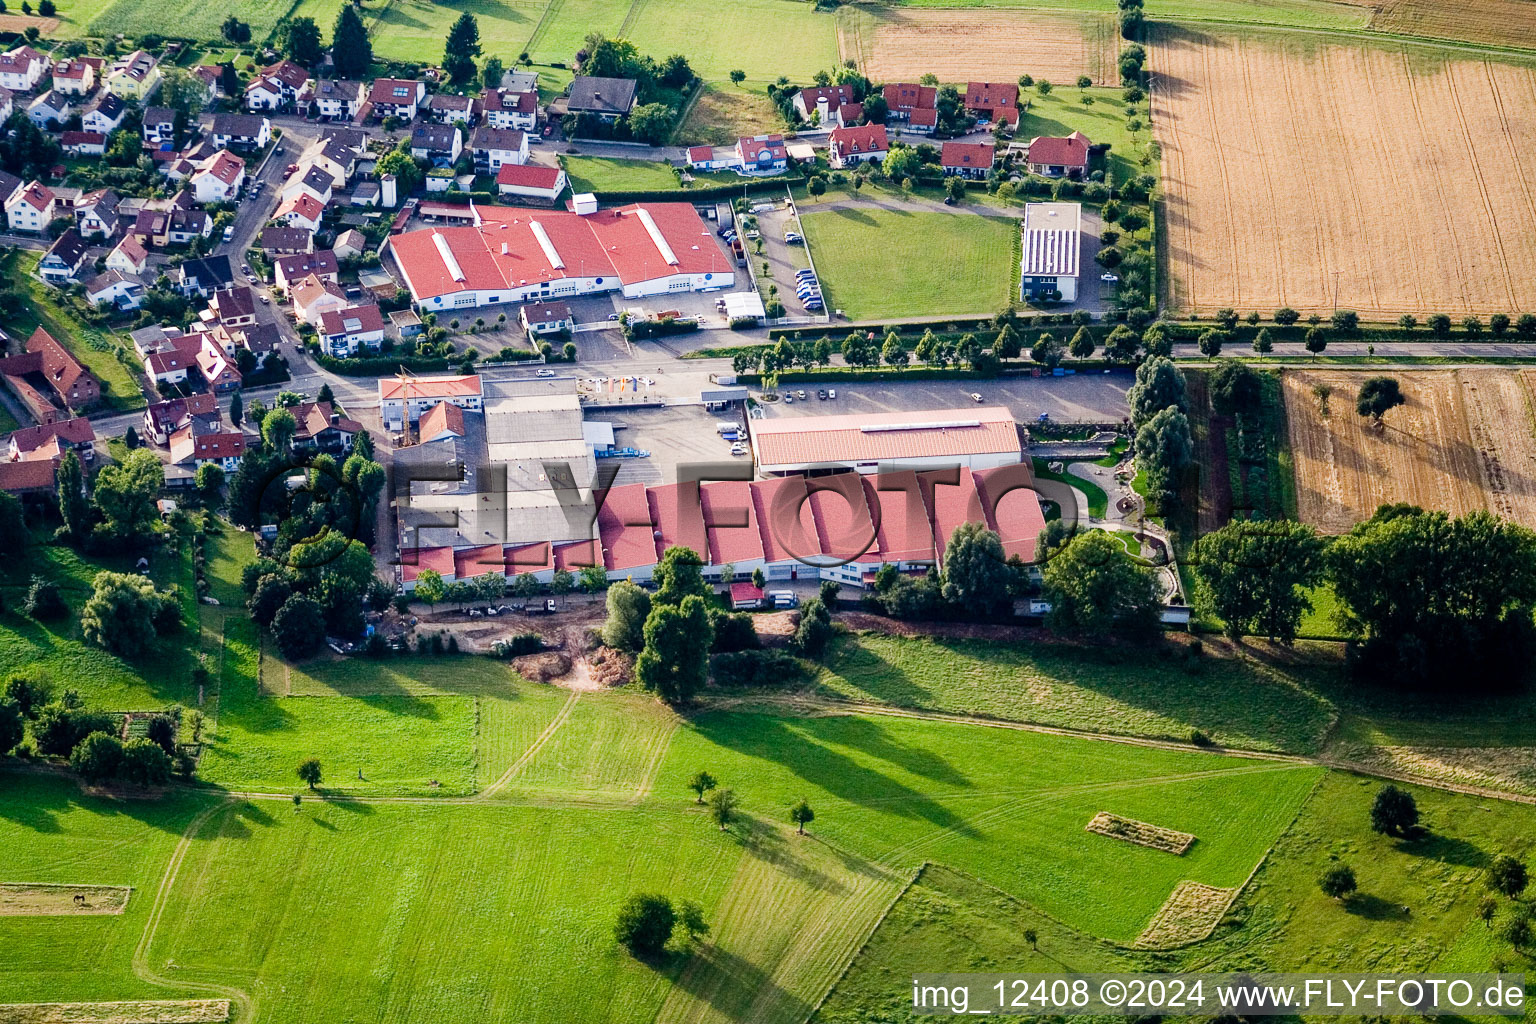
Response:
[858, 419, 981, 433]
[528, 220, 564, 269]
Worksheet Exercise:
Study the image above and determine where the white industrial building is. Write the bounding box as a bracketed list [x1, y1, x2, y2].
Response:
[1019, 201, 1082, 303]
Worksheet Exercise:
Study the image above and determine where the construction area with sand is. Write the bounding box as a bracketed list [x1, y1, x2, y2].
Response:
[1282, 368, 1536, 533]
[838, 7, 1117, 84]
[1152, 25, 1536, 317]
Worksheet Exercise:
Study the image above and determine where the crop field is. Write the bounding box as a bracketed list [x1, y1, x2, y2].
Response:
[1281, 368, 1536, 534]
[798, 208, 1019, 320]
[838, 7, 1118, 85]
[1369, 0, 1536, 51]
[1152, 25, 1536, 317]
[817, 632, 1337, 753]
[894, 0, 1375, 32]
[524, 0, 630, 64]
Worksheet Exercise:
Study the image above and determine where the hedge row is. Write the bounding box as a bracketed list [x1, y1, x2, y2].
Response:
[314, 353, 453, 376]
[587, 175, 803, 204]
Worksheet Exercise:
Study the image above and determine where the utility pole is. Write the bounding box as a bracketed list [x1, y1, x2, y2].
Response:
[1333, 269, 1342, 314]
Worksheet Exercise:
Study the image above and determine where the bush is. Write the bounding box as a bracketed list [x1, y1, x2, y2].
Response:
[70, 731, 124, 783]
[709, 649, 812, 688]
[24, 577, 67, 620]
[709, 611, 760, 653]
[34, 703, 115, 757]
[492, 632, 543, 657]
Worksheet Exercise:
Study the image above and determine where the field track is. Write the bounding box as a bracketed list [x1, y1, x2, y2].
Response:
[1153, 25, 1536, 317]
[1283, 368, 1536, 533]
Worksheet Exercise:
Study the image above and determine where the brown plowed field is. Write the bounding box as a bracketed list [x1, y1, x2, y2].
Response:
[1152, 26, 1536, 317]
[1371, 0, 1536, 52]
[838, 7, 1117, 84]
[1282, 369, 1536, 533]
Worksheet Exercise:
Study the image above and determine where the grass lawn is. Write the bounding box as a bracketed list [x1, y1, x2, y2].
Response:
[563, 155, 680, 192]
[38, 0, 117, 37]
[6, 252, 145, 413]
[0, 402, 19, 435]
[86, 0, 296, 43]
[622, 0, 838, 83]
[366, 0, 545, 64]
[525, 0, 629, 64]
[816, 632, 1337, 753]
[1031, 456, 1109, 517]
[1017, 86, 1155, 187]
[799, 207, 1019, 320]
[202, 522, 255, 608]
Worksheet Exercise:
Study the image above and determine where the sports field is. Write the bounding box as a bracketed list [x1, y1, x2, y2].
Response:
[1153, 25, 1536, 317]
[798, 207, 1020, 320]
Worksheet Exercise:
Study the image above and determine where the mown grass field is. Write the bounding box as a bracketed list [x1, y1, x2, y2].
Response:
[799, 208, 1019, 320]
[621, 0, 839, 83]
[86, 0, 297, 43]
[365, 0, 546, 64]
[817, 632, 1337, 753]
[562, 155, 680, 193]
[1017, 86, 1155, 187]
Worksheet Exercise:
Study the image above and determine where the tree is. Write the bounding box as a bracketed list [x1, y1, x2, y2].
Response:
[443, 12, 482, 83]
[628, 102, 676, 146]
[1023, 928, 1038, 949]
[272, 594, 326, 660]
[1319, 864, 1357, 900]
[81, 572, 174, 659]
[1192, 521, 1324, 644]
[613, 893, 674, 957]
[1208, 360, 1263, 419]
[1477, 895, 1499, 928]
[1135, 406, 1193, 512]
[1304, 327, 1327, 358]
[221, 14, 251, 43]
[1488, 855, 1529, 899]
[70, 731, 124, 783]
[550, 568, 575, 604]
[4, 673, 51, 719]
[1030, 332, 1063, 368]
[1037, 79, 1053, 95]
[282, 16, 324, 67]
[940, 521, 1011, 618]
[479, 57, 504, 91]
[1252, 327, 1274, 356]
[751, 567, 766, 590]
[331, 4, 373, 79]
[297, 757, 323, 790]
[729, 69, 746, 86]
[790, 798, 815, 835]
[1428, 313, 1452, 337]
[945, 176, 966, 203]
[93, 449, 163, 542]
[1041, 531, 1160, 637]
[0, 491, 24, 556]
[1105, 324, 1140, 362]
[687, 770, 717, 804]
[674, 899, 708, 945]
[248, 574, 294, 629]
[601, 580, 652, 652]
[1068, 326, 1095, 360]
[881, 331, 909, 369]
[793, 597, 834, 660]
[1501, 908, 1534, 949]
[1127, 356, 1186, 426]
[1370, 785, 1419, 837]
[654, 546, 708, 606]
[262, 407, 297, 451]
[1197, 328, 1224, 359]
[1274, 307, 1300, 326]
[578, 565, 608, 593]
[0, 697, 22, 755]
[1355, 376, 1405, 426]
[707, 787, 737, 831]
[376, 147, 421, 200]
[635, 594, 712, 704]
[195, 462, 225, 502]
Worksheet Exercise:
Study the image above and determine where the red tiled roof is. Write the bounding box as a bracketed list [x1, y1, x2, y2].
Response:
[319, 303, 384, 337]
[685, 145, 711, 163]
[965, 81, 1018, 110]
[417, 400, 465, 441]
[699, 480, 763, 566]
[378, 375, 482, 401]
[278, 193, 324, 223]
[28, 327, 92, 396]
[60, 131, 106, 149]
[504, 541, 554, 575]
[973, 463, 1049, 562]
[862, 471, 935, 564]
[807, 474, 881, 566]
[828, 124, 887, 155]
[922, 468, 986, 567]
[941, 141, 995, 170]
[495, 163, 563, 190]
[369, 78, 421, 106]
[453, 543, 504, 580]
[796, 84, 853, 109]
[883, 83, 936, 111]
[553, 539, 599, 571]
[647, 481, 708, 563]
[729, 581, 764, 603]
[597, 482, 656, 572]
[909, 107, 938, 128]
[837, 102, 863, 124]
[295, 401, 362, 439]
[1026, 132, 1091, 168]
[400, 545, 455, 583]
[0, 457, 57, 493]
[750, 406, 1019, 468]
[750, 476, 823, 565]
[9, 415, 94, 453]
[197, 149, 244, 186]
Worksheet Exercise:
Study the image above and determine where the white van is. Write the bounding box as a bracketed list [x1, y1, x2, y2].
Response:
[716, 422, 741, 435]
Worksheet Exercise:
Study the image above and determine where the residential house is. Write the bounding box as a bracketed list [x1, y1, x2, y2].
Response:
[274, 250, 338, 290]
[162, 204, 212, 246]
[376, 374, 483, 431]
[519, 301, 573, 335]
[733, 134, 787, 175]
[189, 150, 245, 203]
[106, 51, 162, 101]
[566, 76, 637, 121]
[835, 102, 863, 128]
[27, 90, 73, 129]
[6, 181, 54, 233]
[224, 322, 280, 357]
[209, 286, 257, 327]
[142, 392, 218, 445]
[275, 193, 325, 233]
[211, 113, 272, 151]
[416, 400, 463, 443]
[964, 81, 1019, 124]
[60, 131, 106, 157]
[38, 230, 90, 285]
[1025, 132, 1091, 179]
[81, 91, 126, 134]
[827, 124, 888, 168]
[170, 423, 245, 472]
[0, 88, 12, 125]
[177, 254, 234, 297]
[244, 60, 307, 111]
[279, 164, 334, 207]
[791, 84, 853, 124]
[684, 145, 730, 171]
[190, 65, 223, 100]
[51, 58, 98, 96]
[332, 228, 366, 260]
[0, 328, 100, 416]
[469, 125, 525, 171]
[7, 417, 96, 463]
[318, 303, 385, 357]
[142, 106, 176, 146]
[883, 83, 936, 121]
[0, 171, 19, 210]
[290, 273, 348, 326]
[141, 333, 201, 386]
[940, 141, 994, 179]
[481, 88, 536, 131]
[292, 401, 362, 452]
[85, 269, 145, 311]
[368, 78, 426, 121]
[195, 343, 241, 392]
[259, 226, 313, 256]
[303, 78, 363, 120]
[295, 136, 357, 187]
[106, 234, 148, 275]
[75, 189, 121, 239]
[0, 46, 46, 93]
[428, 92, 476, 125]
[495, 163, 566, 204]
[243, 76, 284, 112]
[410, 123, 462, 165]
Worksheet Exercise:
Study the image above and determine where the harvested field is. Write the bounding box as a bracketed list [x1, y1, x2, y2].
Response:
[1152, 25, 1536, 316]
[0, 1000, 227, 1023]
[0, 14, 58, 33]
[1135, 881, 1237, 948]
[1282, 369, 1536, 533]
[0, 883, 130, 916]
[1371, 0, 1536, 51]
[1086, 812, 1197, 854]
[838, 7, 1117, 84]
[1332, 743, 1536, 797]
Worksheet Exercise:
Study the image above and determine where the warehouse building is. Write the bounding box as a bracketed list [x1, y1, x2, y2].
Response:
[1019, 201, 1082, 303]
[748, 406, 1022, 476]
[387, 201, 735, 313]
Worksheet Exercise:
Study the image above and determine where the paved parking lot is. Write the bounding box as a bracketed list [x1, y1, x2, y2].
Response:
[601, 405, 752, 487]
[753, 203, 820, 318]
[759, 371, 1131, 426]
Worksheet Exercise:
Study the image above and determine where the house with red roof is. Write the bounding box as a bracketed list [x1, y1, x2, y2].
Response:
[170, 424, 245, 472]
[189, 150, 245, 203]
[827, 124, 888, 168]
[481, 88, 537, 131]
[1025, 131, 1092, 179]
[416, 400, 465, 443]
[964, 81, 1020, 125]
[0, 46, 46, 92]
[883, 83, 936, 118]
[835, 102, 863, 128]
[369, 78, 427, 121]
[940, 141, 995, 180]
[377, 374, 483, 432]
[495, 163, 567, 204]
[733, 134, 787, 175]
[700, 480, 765, 577]
[276, 192, 325, 233]
[647, 481, 709, 568]
[318, 303, 386, 357]
[792, 84, 853, 124]
[7, 416, 96, 463]
[5, 181, 54, 234]
[751, 475, 824, 581]
[293, 401, 362, 452]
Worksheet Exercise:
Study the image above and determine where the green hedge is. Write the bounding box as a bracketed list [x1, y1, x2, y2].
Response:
[314, 352, 453, 376]
[588, 175, 803, 204]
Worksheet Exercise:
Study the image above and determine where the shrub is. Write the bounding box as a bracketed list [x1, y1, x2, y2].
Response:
[709, 611, 760, 653]
[24, 577, 67, 620]
[492, 633, 543, 657]
[709, 649, 812, 688]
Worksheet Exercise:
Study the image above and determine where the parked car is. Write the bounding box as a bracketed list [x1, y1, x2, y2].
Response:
[796, 390, 807, 400]
[536, 369, 556, 378]
[606, 313, 620, 321]
[817, 389, 827, 400]
[542, 124, 554, 138]
[259, 294, 269, 304]
[1101, 273, 1119, 283]
[827, 389, 837, 399]
[222, 226, 233, 243]
[970, 392, 983, 403]
[729, 442, 749, 456]
[784, 231, 802, 244]
[784, 393, 794, 403]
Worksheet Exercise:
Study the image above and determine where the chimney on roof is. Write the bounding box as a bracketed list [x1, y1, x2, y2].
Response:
[331, 412, 339, 425]
[501, 241, 508, 255]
